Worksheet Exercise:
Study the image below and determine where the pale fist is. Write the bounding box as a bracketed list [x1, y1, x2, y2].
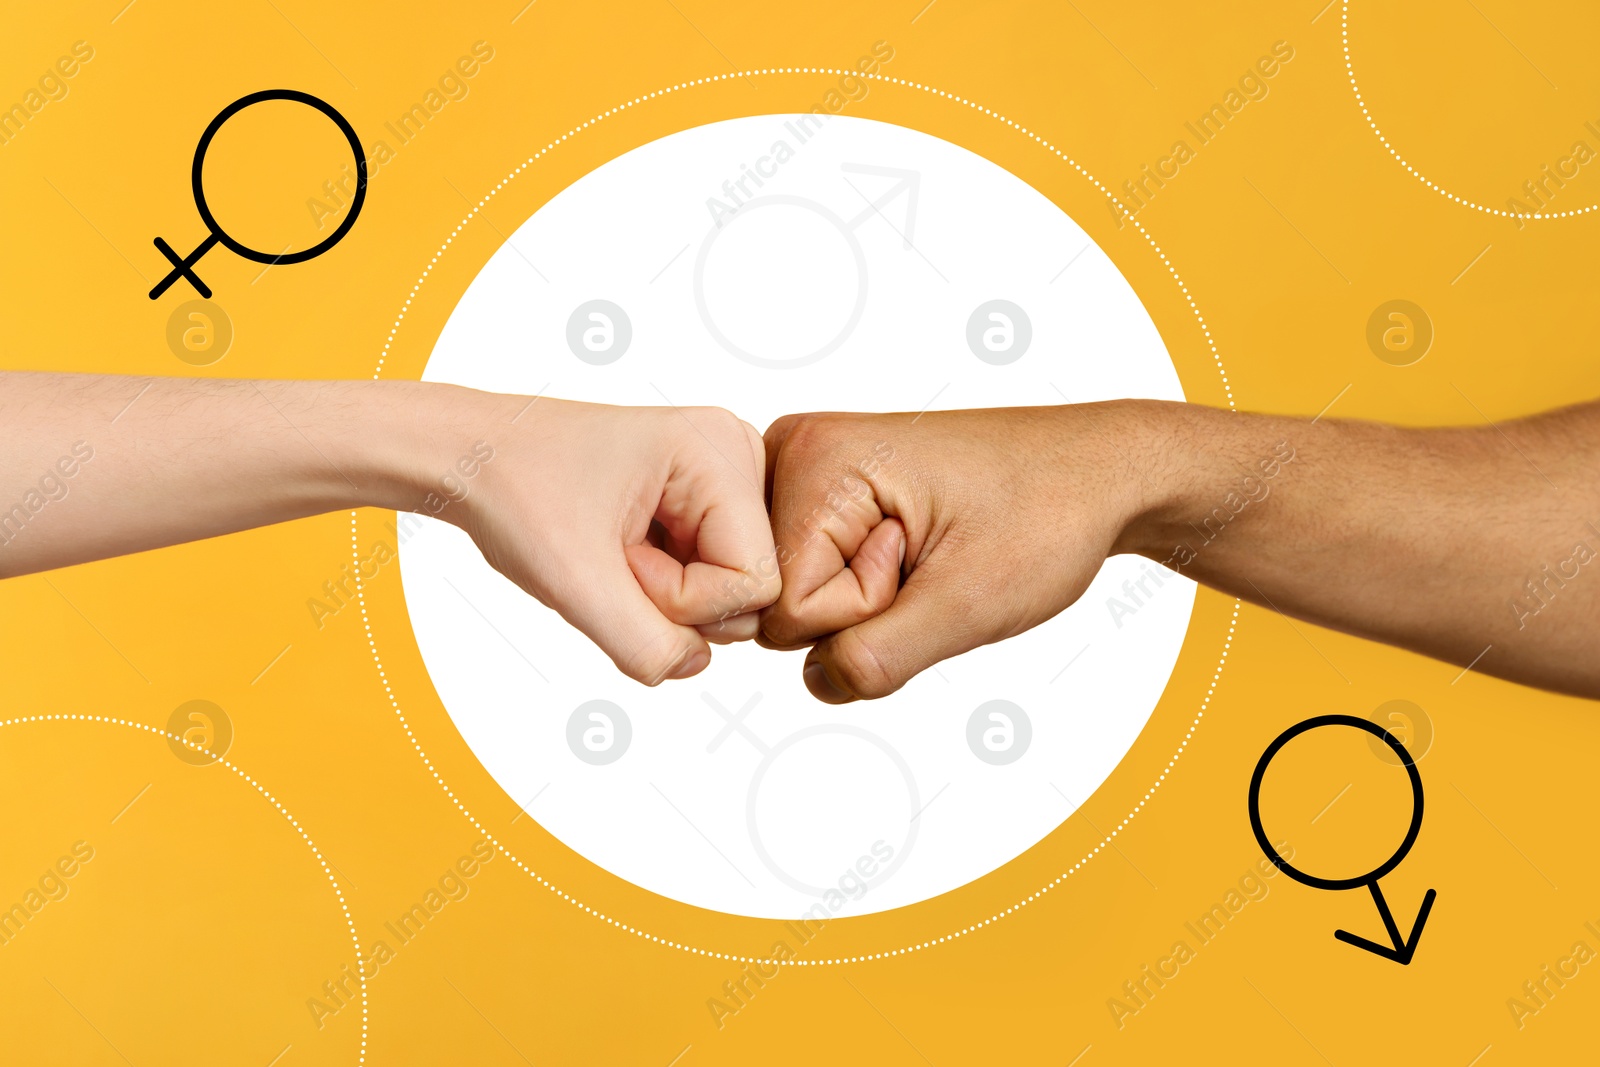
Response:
[449, 396, 779, 686]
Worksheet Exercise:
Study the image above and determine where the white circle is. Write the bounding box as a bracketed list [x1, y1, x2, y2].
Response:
[401, 114, 1195, 919]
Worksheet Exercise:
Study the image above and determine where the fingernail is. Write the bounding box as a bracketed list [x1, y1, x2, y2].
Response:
[804, 660, 850, 703]
[668, 650, 710, 680]
[897, 532, 906, 571]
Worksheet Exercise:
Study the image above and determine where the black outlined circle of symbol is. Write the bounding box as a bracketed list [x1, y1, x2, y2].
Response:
[149, 89, 366, 300]
[1248, 714, 1421, 890]
[1248, 714, 1437, 965]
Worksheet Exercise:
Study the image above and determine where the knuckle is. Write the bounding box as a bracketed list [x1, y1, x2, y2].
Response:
[615, 632, 685, 686]
[771, 423, 846, 529]
[763, 412, 802, 452]
[758, 599, 805, 648]
[701, 612, 758, 644]
[619, 653, 668, 686]
[761, 406, 806, 444]
[687, 405, 742, 440]
[865, 570, 899, 615]
[831, 630, 899, 700]
[714, 567, 779, 620]
[751, 570, 782, 609]
[776, 414, 832, 466]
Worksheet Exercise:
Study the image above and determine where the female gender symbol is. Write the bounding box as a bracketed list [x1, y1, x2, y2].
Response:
[149, 89, 367, 300]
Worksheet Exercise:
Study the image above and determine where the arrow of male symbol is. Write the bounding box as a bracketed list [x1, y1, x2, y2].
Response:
[1334, 882, 1437, 965]
[1247, 714, 1439, 968]
[841, 163, 921, 248]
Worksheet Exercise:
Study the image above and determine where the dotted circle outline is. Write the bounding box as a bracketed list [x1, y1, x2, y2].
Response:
[353, 69, 1240, 966]
[1345, 1, 1598, 222]
[4, 713, 368, 1060]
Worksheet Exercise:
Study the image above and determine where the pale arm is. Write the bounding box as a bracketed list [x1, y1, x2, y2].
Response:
[0, 372, 428, 574]
[0, 371, 779, 684]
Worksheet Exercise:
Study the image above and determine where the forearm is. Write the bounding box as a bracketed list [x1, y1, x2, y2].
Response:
[1116, 399, 1600, 697]
[0, 372, 466, 576]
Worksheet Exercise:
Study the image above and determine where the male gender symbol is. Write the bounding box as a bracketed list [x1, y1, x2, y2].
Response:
[1248, 714, 1438, 966]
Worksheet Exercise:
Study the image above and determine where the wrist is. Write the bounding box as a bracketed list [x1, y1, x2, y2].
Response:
[318, 380, 500, 519]
[1109, 400, 1299, 566]
[1067, 399, 1195, 560]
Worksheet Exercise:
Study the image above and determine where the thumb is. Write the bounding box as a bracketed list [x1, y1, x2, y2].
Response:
[565, 553, 712, 686]
[801, 561, 977, 703]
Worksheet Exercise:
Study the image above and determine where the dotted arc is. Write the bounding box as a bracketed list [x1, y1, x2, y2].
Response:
[3, 713, 368, 1063]
[1345, 1, 1599, 222]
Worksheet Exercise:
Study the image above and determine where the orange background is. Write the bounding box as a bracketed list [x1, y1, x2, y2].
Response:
[1, 1, 1598, 1063]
